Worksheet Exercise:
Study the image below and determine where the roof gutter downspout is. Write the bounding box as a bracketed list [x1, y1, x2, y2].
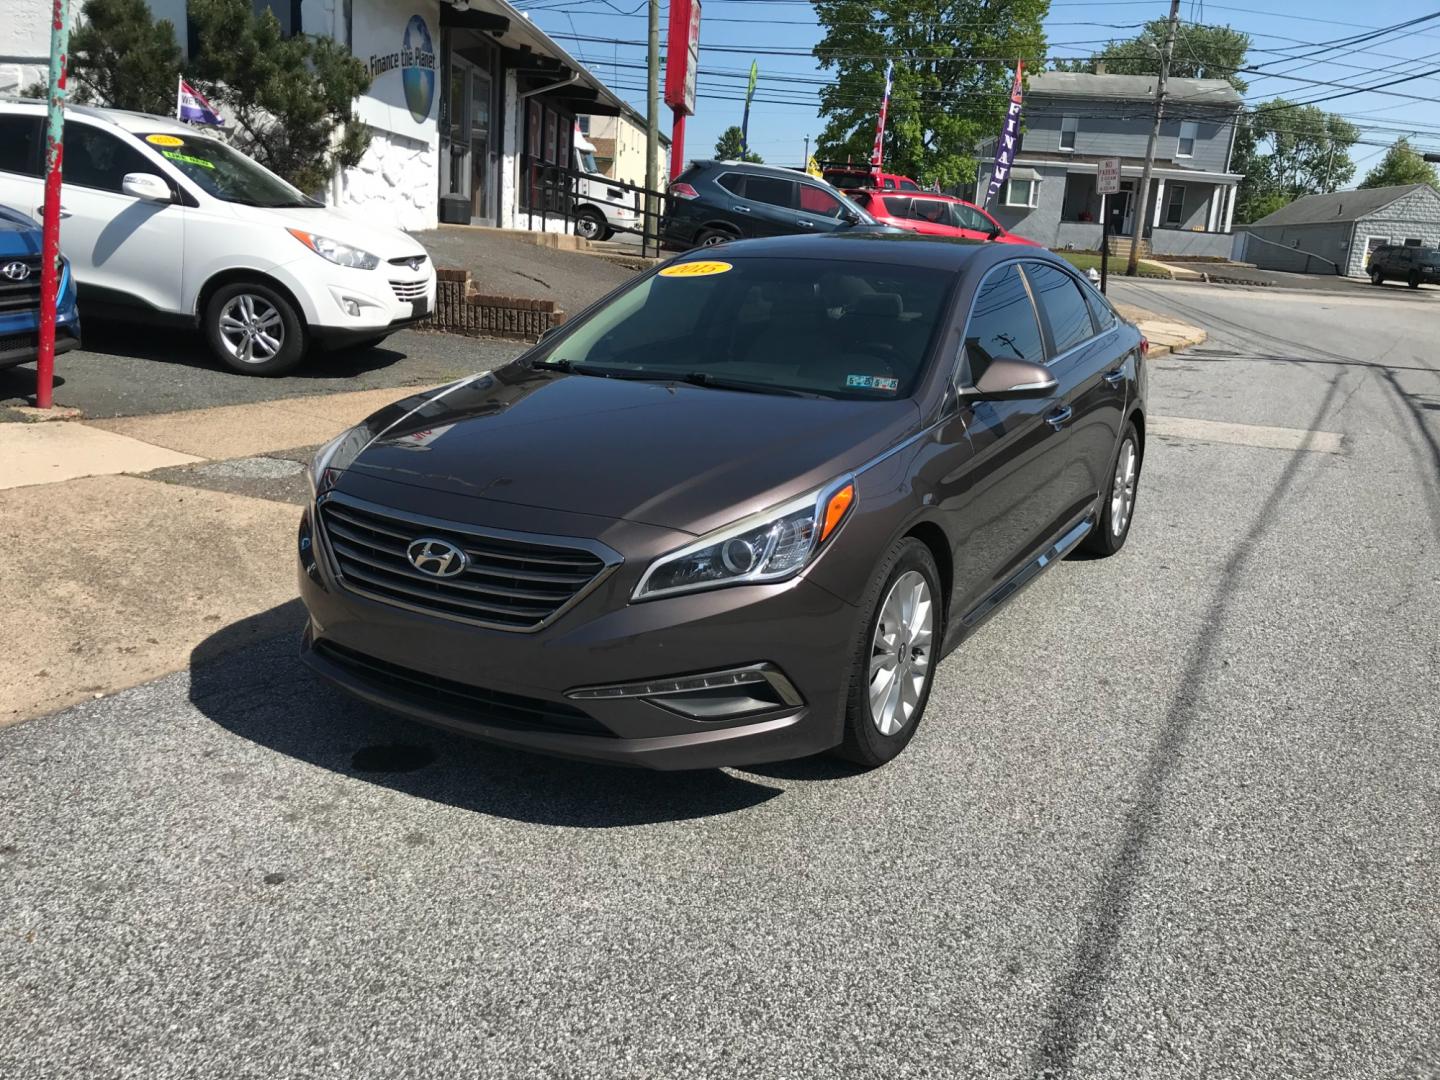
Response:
[519, 71, 581, 101]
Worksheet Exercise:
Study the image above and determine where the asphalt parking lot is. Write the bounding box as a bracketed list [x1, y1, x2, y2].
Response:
[2, 281, 1438, 1078]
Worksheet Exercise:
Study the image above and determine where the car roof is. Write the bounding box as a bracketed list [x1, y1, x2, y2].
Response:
[672, 231, 1059, 272]
[0, 96, 194, 136]
[693, 159, 828, 180]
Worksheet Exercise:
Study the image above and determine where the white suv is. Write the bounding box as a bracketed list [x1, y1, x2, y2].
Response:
[0, 100, 437, 375]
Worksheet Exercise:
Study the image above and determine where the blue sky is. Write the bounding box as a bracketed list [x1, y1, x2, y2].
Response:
[514, 0, 1440, 183]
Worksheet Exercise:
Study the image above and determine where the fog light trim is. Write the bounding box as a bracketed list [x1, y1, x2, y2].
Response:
[566, 663, 803, 719]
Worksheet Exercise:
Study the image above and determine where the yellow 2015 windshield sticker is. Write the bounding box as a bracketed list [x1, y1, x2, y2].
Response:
[162, 150, 215, 170]
[145, 134, 184, 147]
[659, 260, 732, 278]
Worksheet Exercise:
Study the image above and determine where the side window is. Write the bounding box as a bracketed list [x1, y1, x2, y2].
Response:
[911, 199, 947, 225]
[63, 122, 155, 193]
[0, 116, 43, 176]
[899, 179, 920, 191]
[798, 184, 842, 218]
[882, 196, 912, 218]
[962, 264, 1045, 384]
[951, 203, 989, 231]
[1083, 284, 1117, 332]
[1024, 262, 1095, 355]
[744, 175, 796, 209]
[882, 177, 896, 190]
[717, 172, 745, 196]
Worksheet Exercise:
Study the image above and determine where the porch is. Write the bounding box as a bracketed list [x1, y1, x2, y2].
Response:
[1057, 168, 1238, 259]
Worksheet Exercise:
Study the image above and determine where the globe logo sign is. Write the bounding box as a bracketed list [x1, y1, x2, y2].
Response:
[401, 15, 436, 123]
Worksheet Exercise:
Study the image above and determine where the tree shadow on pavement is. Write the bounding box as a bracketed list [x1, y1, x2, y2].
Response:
[188, 602, 782, 828]
[79, 318, 412, 380]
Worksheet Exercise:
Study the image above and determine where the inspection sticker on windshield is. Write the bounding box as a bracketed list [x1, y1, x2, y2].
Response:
[847, 374, 899, 392]
[162, 150, 214, 169]
[145, 134, 184, 147]
[659, 260, 732, 278]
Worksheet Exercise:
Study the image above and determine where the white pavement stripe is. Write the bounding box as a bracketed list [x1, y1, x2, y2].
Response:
[1152, 415, 1345, 455]
[0, 422, 203, 491]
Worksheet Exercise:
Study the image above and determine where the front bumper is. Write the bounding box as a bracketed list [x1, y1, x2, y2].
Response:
[296, 490, 858, 770]
[0, 324, 80, 371]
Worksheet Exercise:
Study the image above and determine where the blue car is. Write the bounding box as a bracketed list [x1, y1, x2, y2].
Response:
[0, 204, 80, 372]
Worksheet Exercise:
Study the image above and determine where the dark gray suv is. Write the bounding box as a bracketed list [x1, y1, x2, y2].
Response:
[1368, 244, 1440, 288]
[298, 235, 1147, 770]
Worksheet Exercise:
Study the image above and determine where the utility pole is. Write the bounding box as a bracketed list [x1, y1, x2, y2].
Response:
[644, 0, 660, 252]
[803, 135, 809, 169]
[1127, 0, 1179, 276]
[36, 0, 72, 410]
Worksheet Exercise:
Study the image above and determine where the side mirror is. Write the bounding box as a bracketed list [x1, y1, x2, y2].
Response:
[840, 209, 861, 226]
[963, 357, 1057, 401]
[987, 228, 1002, 241]
[122, 173, 173, 203]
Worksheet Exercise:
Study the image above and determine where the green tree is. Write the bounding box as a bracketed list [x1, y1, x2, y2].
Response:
[185, 0, 371, 193]
[1234, 99, 1359, 221]
[812, 0, 1047, 189]
[714, 126, 763, 163]
[1359, 138, 1439, 190]
[58, 0, 184, 113]
[1057, 19, 1250, 93]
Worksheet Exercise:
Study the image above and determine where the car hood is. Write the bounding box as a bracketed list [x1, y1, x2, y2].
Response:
[332, 366, 919, 536]
[228, 204, 428, 261]
[0, 205, 40, 255]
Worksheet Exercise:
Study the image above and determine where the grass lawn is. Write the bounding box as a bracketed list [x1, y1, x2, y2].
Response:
[1057, 251, 1172, 279]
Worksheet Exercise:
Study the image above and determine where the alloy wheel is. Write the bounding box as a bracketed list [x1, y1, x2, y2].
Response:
[700, 233, 730, 247]
[868, 570, 934, 736]
[1111, 436, 1138, 537]
[218, 293, 285, 365]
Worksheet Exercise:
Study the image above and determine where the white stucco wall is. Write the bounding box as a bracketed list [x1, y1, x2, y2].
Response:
[334, 129, 438, 231]
[0, 0, 86, 94]
[499, 70, 519, 229]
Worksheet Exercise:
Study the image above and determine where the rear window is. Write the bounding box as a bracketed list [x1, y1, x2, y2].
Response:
[0, 116, 42, 176]
[532, 257, 956, 399]
[744, 175, 796, 209]
[1025, 262, 1095, 355]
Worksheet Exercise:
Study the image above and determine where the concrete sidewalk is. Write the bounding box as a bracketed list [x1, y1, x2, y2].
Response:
[0, 302, 1205, 727]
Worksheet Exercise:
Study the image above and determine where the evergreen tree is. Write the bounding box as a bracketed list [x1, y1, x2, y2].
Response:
[714, 126, 763, 163]
[812, 0, 1047, 189]
[65, 0, 184, 114]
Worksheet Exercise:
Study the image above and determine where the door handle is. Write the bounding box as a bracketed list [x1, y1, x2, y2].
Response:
[795, 220, 814, 228]
[730, 205, 751, 213]
[1045, 405, 1073, 430]
[35, 205, 71, 219]
[1103, 369, 1125, 387]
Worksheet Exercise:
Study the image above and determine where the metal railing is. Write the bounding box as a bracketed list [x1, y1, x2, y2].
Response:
[520, 156, 669, 258]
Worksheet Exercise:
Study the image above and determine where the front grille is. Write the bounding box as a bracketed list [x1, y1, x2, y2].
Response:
[313, 640, 614, 737]
[317, 493, 615, 631]
[0, 332, 36, 356]
[390, 279, 427, 301]
[0, 255, 42, 314]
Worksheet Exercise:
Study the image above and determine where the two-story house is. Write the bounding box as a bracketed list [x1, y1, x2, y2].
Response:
[976, 71, 1244, 258]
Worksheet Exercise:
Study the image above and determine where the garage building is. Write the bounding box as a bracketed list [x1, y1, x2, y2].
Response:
[1243, 184, 1440, 277]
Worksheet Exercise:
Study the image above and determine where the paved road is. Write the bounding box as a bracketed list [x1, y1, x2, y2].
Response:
[3, 283, 1438, 1078]
[0, 322, 525, 420]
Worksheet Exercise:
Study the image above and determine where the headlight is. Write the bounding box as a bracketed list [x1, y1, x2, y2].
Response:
[633, 477, 856, 601]
[287, 228, 380, 270]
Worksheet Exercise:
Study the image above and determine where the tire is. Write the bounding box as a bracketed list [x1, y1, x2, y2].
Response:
[205, 281, 305, 376]
[1408, 271, 1421, 289]
[1080, 419, 1141, 557]
[575, 208, 606, 242]
[695, 227, 737, 248]
[834, 538, 943, 768]
[1371, 267, 1384, 286]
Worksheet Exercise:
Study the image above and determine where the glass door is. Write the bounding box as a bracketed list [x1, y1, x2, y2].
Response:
[469, 68, 492, 223]
[445, 59, 473, 203]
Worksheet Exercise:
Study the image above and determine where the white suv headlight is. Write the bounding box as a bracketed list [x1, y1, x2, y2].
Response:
[288, 228, 380, 270]
[633, 476, 856, 601]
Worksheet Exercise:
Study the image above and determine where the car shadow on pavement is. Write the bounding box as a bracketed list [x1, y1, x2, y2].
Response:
[79, 318, 412, 379]
[188, 602, 783, 828]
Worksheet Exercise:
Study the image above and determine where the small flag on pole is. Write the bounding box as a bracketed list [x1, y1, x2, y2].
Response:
[177, 78, 223, 125]
[740, 60, 759, 158]
[870, 60, 894, 175]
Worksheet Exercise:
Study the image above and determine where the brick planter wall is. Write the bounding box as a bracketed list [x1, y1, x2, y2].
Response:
[422, 268, 564, 342]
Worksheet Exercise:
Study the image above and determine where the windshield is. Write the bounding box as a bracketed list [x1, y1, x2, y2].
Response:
[530, 257, 954, 399]
[138, 132, 317, 208]
[1421, 251, 1440, 266]
[578, 149, 601, 174]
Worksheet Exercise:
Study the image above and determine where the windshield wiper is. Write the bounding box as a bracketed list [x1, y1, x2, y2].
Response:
[680, 372, 815, 397]
[531, 359, 654, 379]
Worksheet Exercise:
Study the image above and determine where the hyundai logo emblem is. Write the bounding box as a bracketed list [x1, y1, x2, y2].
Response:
[1, 261, 30, 282]
[407, 537, 467, 577]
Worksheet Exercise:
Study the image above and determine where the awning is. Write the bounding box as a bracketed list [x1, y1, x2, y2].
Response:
[1010, 167, 1041, 181]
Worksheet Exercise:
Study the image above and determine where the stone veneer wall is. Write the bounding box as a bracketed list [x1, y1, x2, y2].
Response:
[424, 269, 564, 342]
[333, 130, 439, 232]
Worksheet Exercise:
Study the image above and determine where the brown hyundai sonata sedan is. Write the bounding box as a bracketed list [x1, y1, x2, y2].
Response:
[298, 233, 1146, 769]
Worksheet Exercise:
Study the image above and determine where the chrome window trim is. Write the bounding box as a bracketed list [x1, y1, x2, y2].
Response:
[314, 490, 623, 634]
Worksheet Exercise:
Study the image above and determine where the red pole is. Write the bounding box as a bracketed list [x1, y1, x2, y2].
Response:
[669, 109, 686, 180]
[36, 0, 71, 411]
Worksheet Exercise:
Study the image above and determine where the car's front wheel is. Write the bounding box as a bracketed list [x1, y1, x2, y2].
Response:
[205, 282, 305, 376]
[835, 538, 942, 768]
[1408, 271, 1421, 289]
[1371, 267, 1385, 285]
[575, 208, 606, 242]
